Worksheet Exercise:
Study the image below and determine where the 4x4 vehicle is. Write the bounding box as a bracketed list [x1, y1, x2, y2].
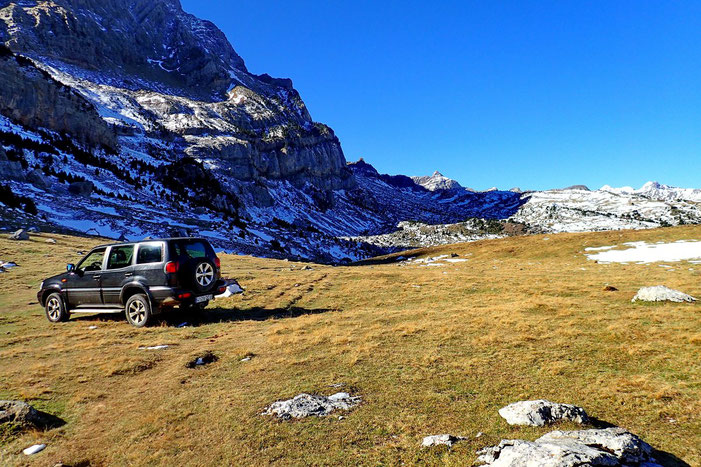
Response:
[37, 238, 226, 327]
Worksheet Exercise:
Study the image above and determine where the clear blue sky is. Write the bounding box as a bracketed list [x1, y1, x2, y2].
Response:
[182, 0, 701, 191]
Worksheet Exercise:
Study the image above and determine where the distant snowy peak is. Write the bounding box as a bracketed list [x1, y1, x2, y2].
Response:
[600, 181, 701, 202]
[412, 171, 462, 191]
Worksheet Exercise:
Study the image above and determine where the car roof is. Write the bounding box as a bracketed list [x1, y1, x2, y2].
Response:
[91, 237, 209, 250]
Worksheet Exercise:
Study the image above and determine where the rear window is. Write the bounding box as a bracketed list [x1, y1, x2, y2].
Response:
[137, 243, 163, 264]
[168, 239, 214, 260]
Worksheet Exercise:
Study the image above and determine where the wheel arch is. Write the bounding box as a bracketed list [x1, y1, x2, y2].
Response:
[120, 283, 153, 306]
[40, 287, 63, 307]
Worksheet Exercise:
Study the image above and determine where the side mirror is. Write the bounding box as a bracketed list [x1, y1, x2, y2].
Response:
[67, 263, 76, 272]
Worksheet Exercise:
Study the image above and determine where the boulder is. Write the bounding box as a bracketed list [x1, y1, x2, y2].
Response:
[0, 400, 55, 428]
[262, 392, 361, 420]
[476, 428, 661, 466]
[498, 400, 588, 426]
[632, 286, 696, 303]
[422, 434, 467, 448]
[26, 169, 49, 189]
[68, 181, 94, 196]
[9, 229, 29, 240]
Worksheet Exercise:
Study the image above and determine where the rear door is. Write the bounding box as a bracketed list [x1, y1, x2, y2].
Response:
[65, 247, 106, 306]
[134, 241, 167, 286]
[101, 244, 135, 305]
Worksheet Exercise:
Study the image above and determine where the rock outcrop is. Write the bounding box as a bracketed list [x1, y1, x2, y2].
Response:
[498, 400, 589, 427]
[0, 45, 116, 150]
[262, 392, 361, 420]
[476, 428, 661, 466]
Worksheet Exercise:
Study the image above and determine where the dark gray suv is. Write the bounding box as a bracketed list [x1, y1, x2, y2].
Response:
[37, 238, 225, 327]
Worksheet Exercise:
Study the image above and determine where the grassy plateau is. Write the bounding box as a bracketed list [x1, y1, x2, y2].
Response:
[0, 227, 699, 466]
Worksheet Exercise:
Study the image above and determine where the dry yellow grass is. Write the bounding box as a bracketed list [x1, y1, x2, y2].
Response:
[0, 227, 699, 466]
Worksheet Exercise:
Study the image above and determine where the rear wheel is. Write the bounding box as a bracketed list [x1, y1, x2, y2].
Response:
[125, 294, 152, 328]
[45, 293, 69, 323]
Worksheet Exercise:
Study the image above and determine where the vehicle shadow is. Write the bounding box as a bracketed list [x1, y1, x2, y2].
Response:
[156, 306, 336, 327]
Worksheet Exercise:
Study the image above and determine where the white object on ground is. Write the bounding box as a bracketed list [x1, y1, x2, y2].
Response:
[632, 286, 696, 303]
[139, 345, 169, 350]
[216, 281, 244, 298]
[23, 444, 46, 455]
[586, 240, 701, 264]
[422, 434, 467, 447]
[88, 325, 98, 330]
[498, 400, 588, 426]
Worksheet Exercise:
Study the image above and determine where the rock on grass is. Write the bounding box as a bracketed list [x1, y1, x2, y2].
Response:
[0, 400, 60, 428]
[498, 400, 588, 426]
[262, 392, 361, 420]
[422, 434, 467, 447]
[476, 427, 661, 466]
[632, 286, 696, 303]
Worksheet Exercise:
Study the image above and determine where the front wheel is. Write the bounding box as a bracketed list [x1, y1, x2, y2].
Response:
[125, 294, 152, 328]
[45, 293, 69, 323]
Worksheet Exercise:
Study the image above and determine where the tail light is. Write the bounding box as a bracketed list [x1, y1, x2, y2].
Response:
[165, 261, 179, 274]
[214, 257, 221, 268]
[177, 292, 192, 300]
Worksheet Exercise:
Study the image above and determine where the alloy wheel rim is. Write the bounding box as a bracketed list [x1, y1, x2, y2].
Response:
[195, 263, 214, 287]
[47, 297, 60, 320]
[128, 300, 146, 324]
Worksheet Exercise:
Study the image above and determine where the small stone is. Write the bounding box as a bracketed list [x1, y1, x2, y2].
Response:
[498, 400, 588, 426]
[240, 356, 252, 362]
[46, 238, 57, 244]
[422, 434, 467, 447]
[23, 444, 46, 455]
[632, 286, 696, 303]
[476, 432, 485, 438]
[603, 285, 618, 292]
[88, 325, 98, 330]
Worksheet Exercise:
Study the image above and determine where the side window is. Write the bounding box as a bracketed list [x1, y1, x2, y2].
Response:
[77, 248, 106, 272]
[107, 245, 134, 270]
[137, 243, 163, 264]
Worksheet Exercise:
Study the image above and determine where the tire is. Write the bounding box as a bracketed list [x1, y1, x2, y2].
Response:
[125, 294, 152, 328]
[45, 293, 69, 323]
[180, 259, 217, 293]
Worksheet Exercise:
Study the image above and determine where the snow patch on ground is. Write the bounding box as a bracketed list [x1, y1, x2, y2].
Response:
[586, 240, 701, 264]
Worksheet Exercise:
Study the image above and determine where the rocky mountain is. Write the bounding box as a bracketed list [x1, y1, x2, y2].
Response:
[0, 0, 699, 262]
[511, 184, 701, 234]
[601, 181, 701, 203]
[412, 171, 463, 191]
[0, 0, 528, 262]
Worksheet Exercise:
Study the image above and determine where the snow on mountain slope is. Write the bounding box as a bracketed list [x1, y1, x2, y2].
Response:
[511, 186, 701, 233]
[601, 181, 701, 203]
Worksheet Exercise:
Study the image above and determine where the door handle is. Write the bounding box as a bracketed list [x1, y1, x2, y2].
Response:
[93, 275, 101, 280]
[124, 273, 133, 277]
